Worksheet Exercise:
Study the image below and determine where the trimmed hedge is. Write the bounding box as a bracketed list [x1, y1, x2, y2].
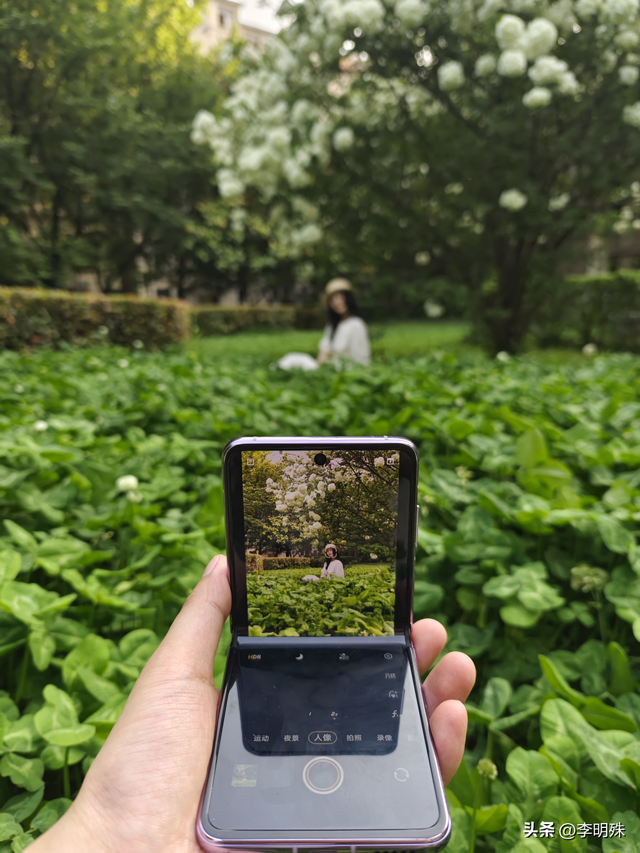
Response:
[0, 287, 191, 349]
[532, 270, 640, 352]
[246, 555, 326, 572]
[191, 304, 295, 336]
[0, 289, 328, 350]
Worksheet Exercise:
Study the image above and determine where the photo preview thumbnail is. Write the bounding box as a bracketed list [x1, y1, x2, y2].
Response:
[242, 449, 400, 637]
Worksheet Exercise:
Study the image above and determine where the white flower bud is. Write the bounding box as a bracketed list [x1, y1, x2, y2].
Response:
[34, 420, 49, 432]
[117, 475, 139, 492]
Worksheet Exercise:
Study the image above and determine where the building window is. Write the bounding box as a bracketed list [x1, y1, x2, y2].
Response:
[219, 8, 232, 30]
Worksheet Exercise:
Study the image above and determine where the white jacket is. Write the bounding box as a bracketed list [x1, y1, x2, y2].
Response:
[318, 317, 371, 366]
[321, 560, 345, 578]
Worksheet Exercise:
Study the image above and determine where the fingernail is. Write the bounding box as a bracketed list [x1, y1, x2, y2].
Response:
[203, 555, 222, 577]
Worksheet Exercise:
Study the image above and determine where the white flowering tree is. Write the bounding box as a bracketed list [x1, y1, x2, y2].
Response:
[193, 0, 640, 351]
[242, 450, 399, 560]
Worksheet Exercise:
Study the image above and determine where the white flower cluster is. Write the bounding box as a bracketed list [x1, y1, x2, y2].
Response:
[438, 60, 465, 91]
[492, 13, 583, 101]
[499, 188, 528, 211]
[394, 0, 429, 27]
[191, 0, 640, 239]
[522, 86, 552, 107]
[320, 0, 386, 34]
[548, 192, 570, 211]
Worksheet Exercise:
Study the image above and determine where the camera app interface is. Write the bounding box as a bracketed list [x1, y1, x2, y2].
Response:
[238, 644, 406, 757]
[241, 449, 400, 637]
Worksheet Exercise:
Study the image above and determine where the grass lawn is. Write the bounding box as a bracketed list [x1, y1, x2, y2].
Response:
[189, 320, 471, 363]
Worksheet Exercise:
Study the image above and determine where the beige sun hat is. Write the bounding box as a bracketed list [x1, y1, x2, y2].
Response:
[325, 278, 353, 298]
[324, 543, 338, 555]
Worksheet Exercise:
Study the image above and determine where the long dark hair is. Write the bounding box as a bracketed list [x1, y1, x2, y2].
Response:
[328, 290, 360, 339]
[323, 546, 337, 570]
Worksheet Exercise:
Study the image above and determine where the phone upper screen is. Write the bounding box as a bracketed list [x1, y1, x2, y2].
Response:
[240, 449, 401, 638]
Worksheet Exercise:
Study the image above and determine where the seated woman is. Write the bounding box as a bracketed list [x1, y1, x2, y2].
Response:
[320, 543, 345, 578]
[276, 278, 371, 371]
[317, 278, 371, 367]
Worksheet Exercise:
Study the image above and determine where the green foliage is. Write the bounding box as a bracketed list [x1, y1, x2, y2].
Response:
[0, 289, 321, 350]
[192, 304, 295, 337]
[532, 271, 640, 353]
[247, 569, 395, 637]
[0, 0, 239, 297]
[0, 341, 640, 846]
[0, 288, 191, 349]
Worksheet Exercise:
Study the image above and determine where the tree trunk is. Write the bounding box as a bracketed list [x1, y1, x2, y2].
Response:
[483, 239, 534, 354]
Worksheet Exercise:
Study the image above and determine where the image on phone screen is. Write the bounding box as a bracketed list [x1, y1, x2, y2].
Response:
[241, 450, 400, 637]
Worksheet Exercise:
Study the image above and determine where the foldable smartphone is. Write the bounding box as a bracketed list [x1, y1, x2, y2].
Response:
[197, 437, 451, 852]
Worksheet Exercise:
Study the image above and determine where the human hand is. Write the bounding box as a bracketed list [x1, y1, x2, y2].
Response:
[31, 556, 474, 853]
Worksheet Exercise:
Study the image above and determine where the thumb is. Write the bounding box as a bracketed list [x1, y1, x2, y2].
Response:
[144, 554, 232, 684]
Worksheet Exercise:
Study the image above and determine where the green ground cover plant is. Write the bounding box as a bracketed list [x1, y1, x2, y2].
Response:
[246, 568, 395, 637]
[0, 342, 639, 849]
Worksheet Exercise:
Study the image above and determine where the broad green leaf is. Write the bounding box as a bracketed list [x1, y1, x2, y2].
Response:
[580, 697, 637, 733]
[446, 807, 471, 853]
[467, 704, 495, 725]
[78, 667, 123, 703]
[2, 522, 37, 555]
[548, 700, 632, 788]
[40, 744, 85, 770]
[0, 814, 22, 844]
[84, 694, 127, 737]
[539, 656, 584, 707]
[500, 604, 541, 628]
[40, 724, 95, 748]
[0, 787, 44, 822]
[505, 747, 558, 808]
[480, 677, 512, 721]
[29, 799, 72, 835]
[608, 642, 636, 696]
[62, 634, 110, 691]
[602, 811, 640, 853]
[3, 715, 40, 754]
[540, 796, 586, 853]
[516, 429, 548, 468]
[0, 754, 44, 792]
[10, 830, 32, 852]
[447, 757, 478, 808]
[472, 803, 509, 835]
[28, 631, 56, 672]
[596, 515, 634, 555]
[620, 758, 640, 790]
[0, 552, 21, 584]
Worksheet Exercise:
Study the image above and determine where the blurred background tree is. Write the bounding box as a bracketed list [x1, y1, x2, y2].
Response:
[0, 0, 268, 298]
[192, 0, 640, 351]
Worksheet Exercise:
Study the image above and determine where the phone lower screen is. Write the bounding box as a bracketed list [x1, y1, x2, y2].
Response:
[205, 640, 441, 832]
[241, 449, 400, 638]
